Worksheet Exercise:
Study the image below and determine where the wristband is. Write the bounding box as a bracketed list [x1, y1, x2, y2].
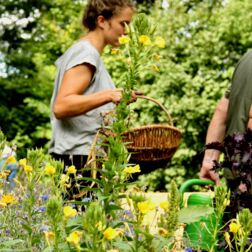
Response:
[204, 142, 223, 152]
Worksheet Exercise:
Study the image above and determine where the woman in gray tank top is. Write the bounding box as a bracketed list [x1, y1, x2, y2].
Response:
[49, 0, 140, 198]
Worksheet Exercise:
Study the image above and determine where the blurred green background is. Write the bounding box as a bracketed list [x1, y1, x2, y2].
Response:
[1, 0, 252, 190]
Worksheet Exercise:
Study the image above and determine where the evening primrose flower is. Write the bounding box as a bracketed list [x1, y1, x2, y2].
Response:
[111, 48, 120, 55]
[158, 227, 168, 236]
[123, 164, 141, 174]
[96, 221, 106, 231]
[139, 35, 151, 46]
[24, 165, 33, 173]
[0, 172, 7, 179]
[229, 222, 241, 233]
[19, 158, 27, 167]
[67, 165, 77, 175]
[1, 194, 16, 204]
[3, 169, 10, 175]
[137, 200, 155, 214]
[44, 231, 55, 242]
[118, 35, 130, 45]
[103, 227, 118, 240]
[159, 201, 169, 210]
[6, 155, 16, 164]
[45, 164, 56, 175]
[66, 230, 82, 246]
[224, 231, 232, 248]
[224, 231, 230, 242]
[154, 36, 166, 48]
[63, 206, 77, 219]
[223, 198, 230, 206]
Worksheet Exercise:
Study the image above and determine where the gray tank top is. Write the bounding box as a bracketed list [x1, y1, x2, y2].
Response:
[49, 40, 115, 155]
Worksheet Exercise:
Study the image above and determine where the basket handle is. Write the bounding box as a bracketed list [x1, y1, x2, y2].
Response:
[136, 95, 173, 126]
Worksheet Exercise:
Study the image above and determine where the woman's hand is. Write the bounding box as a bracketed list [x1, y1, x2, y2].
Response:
[107, 88, 123, 104]
[129, 90, 144, 103]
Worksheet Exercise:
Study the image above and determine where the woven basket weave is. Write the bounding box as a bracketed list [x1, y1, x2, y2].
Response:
[123, 96, 181, 166]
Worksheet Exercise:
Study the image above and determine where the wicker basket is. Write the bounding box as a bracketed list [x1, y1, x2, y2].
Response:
[123, 96, 181, 169]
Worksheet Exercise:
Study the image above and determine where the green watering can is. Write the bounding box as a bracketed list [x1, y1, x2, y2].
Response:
[179, 179, 217, 251]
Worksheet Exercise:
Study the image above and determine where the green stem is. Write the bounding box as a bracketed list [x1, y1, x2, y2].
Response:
[240, 232, 248, 252]
[52, 220, 59, 252]
[245, 240, 252, 252]
[209, 213, 223, 252]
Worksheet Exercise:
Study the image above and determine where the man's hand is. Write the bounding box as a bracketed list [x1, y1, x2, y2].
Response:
[200, 159, 221, 185]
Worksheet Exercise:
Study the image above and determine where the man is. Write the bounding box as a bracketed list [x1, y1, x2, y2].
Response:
[200, 50, 252, 209]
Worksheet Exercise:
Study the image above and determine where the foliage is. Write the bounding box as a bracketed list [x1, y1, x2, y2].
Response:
[2, 0, 252, 189]
[0, 74, 251, 252]
[213, 129, 252, 215]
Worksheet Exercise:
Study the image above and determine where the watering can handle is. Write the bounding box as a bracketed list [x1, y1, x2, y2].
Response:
[179, 179, 215, 194]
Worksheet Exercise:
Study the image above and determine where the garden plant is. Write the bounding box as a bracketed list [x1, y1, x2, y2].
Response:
[1, 9, 252, 252]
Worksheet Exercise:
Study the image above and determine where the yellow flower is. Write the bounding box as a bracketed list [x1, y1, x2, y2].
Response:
[45, 164, 56, 175]
[66, 231, 82, 246]
[118, 35, 130, 45]
[0, 172, 7, 179]
[6, 155, 16, 164]
[159, 201, 169, 210]
[137, 200, 155, 214]
[158, 227, 168, 236]
[0, 201, 7, 207]
[1, 194, 16, 204]
[67, 165, 77, 175]
[63, 206, 77, 219]
[19, 158, 27, 167]
[24, 165, 33, 173]
[107, 250, 119, 252]
[103, 227, 118, 240]
[96, 221, 105, 231]
[139, 35, 151, 46]
[3, 169, 10, 175]
[123, 165, 141, 174]
[111, 48, 120, 55]
[229, 222, 241, 233]
[154, 36, 166, 48]
[224, 231, 230, 243]
[224, 198, 230, 206]
[44, 231, 55, 241]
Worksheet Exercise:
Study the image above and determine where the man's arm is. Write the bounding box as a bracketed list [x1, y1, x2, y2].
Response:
[200, 96, 229, 184]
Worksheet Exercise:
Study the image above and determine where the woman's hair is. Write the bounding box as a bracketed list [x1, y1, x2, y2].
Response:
[82, 0, 134, 31]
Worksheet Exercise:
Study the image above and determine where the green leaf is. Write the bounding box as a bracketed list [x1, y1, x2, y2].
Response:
[179, 205, 215, 224]
[0, 239, 25, 248]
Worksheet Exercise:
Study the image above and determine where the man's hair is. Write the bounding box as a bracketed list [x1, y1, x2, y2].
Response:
[82, 0, 134, 31]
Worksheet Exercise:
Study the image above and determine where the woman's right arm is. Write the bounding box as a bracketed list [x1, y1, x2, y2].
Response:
[53, 63, 123, 119]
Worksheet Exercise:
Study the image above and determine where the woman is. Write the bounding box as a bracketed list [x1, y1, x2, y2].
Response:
[49, 0, 136, 174]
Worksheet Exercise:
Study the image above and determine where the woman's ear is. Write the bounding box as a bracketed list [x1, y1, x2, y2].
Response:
[96, 15, 107, 29]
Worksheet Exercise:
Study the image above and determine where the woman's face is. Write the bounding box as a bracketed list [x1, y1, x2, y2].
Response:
[103, 7, 134, 46]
